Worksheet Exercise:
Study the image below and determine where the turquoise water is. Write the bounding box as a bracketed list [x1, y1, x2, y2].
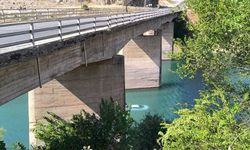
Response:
[0, 60, 203, 148]
[0, 94, 29, 149]
[126, 60, 204, 122]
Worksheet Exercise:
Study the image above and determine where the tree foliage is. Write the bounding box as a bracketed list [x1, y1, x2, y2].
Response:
[176, 0, 250, 87]
[34, 98, 134, 150]
[0, 128, 4, 141]
[158, 89, 250, 149]
[159, 0, 250, 149]
[0, 128, 6, 150]
[132, 114, 167, 150]
[13, 142, 26, 150]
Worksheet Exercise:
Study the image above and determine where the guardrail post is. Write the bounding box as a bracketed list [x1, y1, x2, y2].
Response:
[94, 17, 96, 32]
[58, 20, 63, 40]
[122, 13, 124, 25]
[107, 16, 110, 29]
[129, 13, 132, 23]
[131, 14, 134, 22]
[30, 22, 42, 88]
[30, 23, 35, 46]
[115, 14, 118, 26]
[77, 18, 81, 35]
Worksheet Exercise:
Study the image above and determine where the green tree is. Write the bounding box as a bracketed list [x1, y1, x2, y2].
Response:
[13, 142, 26, 150]
[34, 98, 134, 150]
[158, 89, 250, 149]
[133, 114, 168, 150]
[0, 128, 6, 150]
[159, 0, 250, 148]
[175, 0, 250, 87]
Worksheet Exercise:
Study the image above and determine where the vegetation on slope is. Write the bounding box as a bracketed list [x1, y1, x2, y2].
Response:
[159, 0, 250, 149]
[0, 128, 6, 150]
[33, 99, 167, 150]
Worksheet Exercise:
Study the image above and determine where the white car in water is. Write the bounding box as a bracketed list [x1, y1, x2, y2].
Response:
[126, 104, 149, 111]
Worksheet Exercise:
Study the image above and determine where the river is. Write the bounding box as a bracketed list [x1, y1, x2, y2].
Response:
[126, 60, 203, 122]
[0, 94, 29, 148]
[0, 60, 203, 148]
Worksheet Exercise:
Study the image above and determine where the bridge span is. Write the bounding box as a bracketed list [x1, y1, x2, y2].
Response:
[0, 4, 184, 144]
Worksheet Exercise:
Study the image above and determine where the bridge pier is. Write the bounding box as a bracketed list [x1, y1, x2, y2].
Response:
[29, 55, 125, 145]
[161, 22, 174, 60]
[122, 30, 162, 89]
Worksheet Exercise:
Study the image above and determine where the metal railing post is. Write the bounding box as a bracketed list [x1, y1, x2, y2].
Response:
[35, 55, 42, 88]
[115, 14, 118, 26]
[30, 22, 42, 88]
[107, 16, 110, 29]
[30, 23, 35, 46]
[35, 9, 38, 20]
[129, 13, 132, 23]
[77, 18, 81, 35]
[94, 17, 96, 31]
[131, 14, 134, 22]
[58, 20, 63, 40]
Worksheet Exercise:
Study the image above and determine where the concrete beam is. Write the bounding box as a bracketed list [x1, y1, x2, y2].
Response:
[29, 55, 125, 119]
[29, 55, 125, 145]
[56, 55, 125, 112]
[0, 13, 178, 104]
[161, 22, 174, 60]
[123, 30, 162, 89]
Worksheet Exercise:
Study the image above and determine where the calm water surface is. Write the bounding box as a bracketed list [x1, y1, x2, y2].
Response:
[0, 60, 203, 147]
[126, 60, 203, 122]
[0, 94, 29, 148]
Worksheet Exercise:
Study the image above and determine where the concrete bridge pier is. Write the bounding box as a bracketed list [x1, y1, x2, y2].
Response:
[122, 30, 162, 89]
[29, 55, 125, 145]
[161, 22, 174, 60]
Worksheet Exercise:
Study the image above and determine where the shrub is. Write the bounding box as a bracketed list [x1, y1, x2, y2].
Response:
[158, 89, 250, 149]
[81, 4, 89, 10]
[13, 142, 26, 150]
[34, 98, 134, 150]
[133, 114, 169, 150]
[0, 128, 6, 150]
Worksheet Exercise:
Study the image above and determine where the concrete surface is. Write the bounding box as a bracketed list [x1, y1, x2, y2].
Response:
[29, 55, 125, 145]
[123, 30, 162, 89]
[0, 13, 177, 105]
[161, 22, 174, 59]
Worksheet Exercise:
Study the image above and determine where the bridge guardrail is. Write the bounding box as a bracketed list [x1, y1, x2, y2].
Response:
[0, 7, 154, 23]
[0, 4, 185, 54]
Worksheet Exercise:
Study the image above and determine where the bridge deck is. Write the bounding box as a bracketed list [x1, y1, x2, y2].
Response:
[0, 4, 185, 56]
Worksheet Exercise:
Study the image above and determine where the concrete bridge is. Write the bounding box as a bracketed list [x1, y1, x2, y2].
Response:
[0, 4, 184, 144]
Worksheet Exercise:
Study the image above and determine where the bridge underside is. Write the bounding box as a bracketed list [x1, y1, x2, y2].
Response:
[0, 13, 176, 105]
[29, 55, 125, 145]
[123, 30, 162, 89]
[0, 13, 176, 145]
